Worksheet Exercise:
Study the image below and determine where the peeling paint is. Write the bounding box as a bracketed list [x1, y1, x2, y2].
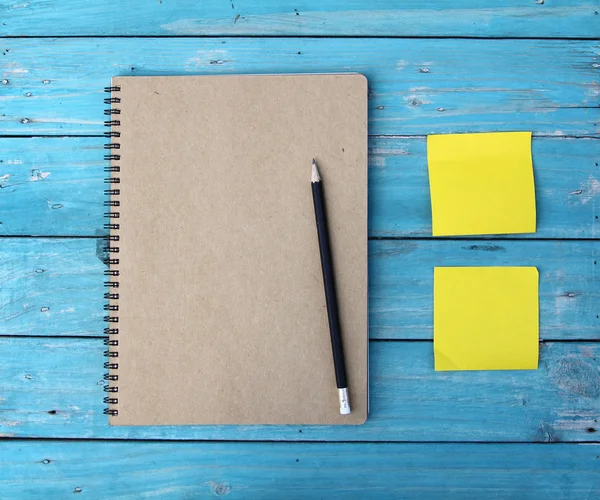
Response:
[2, 62, 28, 78]
[29, 170, 50, 182]
[161, 19, 207, 34]
[556, 409, 598, 418]
[403, 95, 432, 106]
[554, 419, 598, 432]
[463, 245, 505, 252]
[206, 481, 231, 496]
[572, 176, 600, 205]
[578, 345, 597, 358]
[185, 49, 229, 69]
[554, 293, 572, 317]
[536, 421, 558, 442]
[370, 156, 386, 167]
[34, 118, 100, 125]
[550, 356, 600, 399]
[370, 146, 409, 155]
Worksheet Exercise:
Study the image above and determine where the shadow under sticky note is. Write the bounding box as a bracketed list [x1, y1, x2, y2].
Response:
[427, 132, 536, 237]
[434, 267, 539, 371]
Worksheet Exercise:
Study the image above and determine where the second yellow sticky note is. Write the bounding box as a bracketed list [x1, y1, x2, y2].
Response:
[434, 266, 539, 371]
[427, 132, 536, 237]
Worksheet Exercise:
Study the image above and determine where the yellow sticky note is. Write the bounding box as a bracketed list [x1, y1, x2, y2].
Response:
[427, 132, 535, 236]
[434, 267, 539, 371]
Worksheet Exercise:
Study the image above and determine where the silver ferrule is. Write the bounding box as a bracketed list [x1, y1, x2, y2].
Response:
[338, 387, 351, 415]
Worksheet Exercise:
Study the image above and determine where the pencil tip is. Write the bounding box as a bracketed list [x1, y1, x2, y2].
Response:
[311, 159, 321, 183]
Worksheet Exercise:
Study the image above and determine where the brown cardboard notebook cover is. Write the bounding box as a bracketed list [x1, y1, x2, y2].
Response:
[107, 74, 368, 425]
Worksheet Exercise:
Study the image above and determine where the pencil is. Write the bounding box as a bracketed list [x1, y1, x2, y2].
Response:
[311, 158, 351, 415]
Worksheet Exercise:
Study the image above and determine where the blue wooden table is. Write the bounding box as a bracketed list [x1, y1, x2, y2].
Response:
[1, 2, 599, 498]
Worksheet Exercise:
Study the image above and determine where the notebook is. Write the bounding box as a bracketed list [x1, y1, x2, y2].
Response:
[103, 74, 369, 425]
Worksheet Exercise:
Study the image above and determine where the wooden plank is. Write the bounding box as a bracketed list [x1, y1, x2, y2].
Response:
[0, 137, 598, 238]
[0, 441, 598, 500]
[370, 137, 600, 239]
[1, 238, 597, 339]
[0, 337, 598, 442]
[0, 238, 104, 336]
[0, 137, 104, 236]
[0, 38, 597, 136]
[1, 1, 598, 38]
[370, 239, 600, 340]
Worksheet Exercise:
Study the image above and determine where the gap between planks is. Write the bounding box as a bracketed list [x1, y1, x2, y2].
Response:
[1, 437, 599, 445]
[0, 236, 597, 241]
[0, 336, 595, 345]
[0, 35, 599, 41]
[0, 134, 598, 139]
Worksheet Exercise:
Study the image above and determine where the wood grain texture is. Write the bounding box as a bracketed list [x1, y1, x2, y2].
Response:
[1, 238, 598, 340]
[370, 239, 600, 340]
[0, 238, 104, 336]
[1, 441, 598, 500]
[0, 137, 598, 238]
[370, 136, 600, 238]
[0, 39, 597, 136]
[0, 138, 104, 236]
[1, 337, 598, 442]
[1, 0, 598, 38]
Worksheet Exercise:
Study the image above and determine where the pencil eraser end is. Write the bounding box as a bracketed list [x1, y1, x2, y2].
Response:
[338, 388, 351, 415]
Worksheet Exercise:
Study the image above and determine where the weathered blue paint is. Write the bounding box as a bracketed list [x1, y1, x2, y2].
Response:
[1, 441, 598, 499]
[0, 137, 597, 237]
[0, 238, 598, 340]
[1, 1, 598, 38]
[0, 338, 598, 443]
[0, 3, 598, 496]
[0, 39, 597, 136]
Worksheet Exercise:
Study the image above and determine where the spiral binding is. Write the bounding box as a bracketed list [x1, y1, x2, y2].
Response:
[103, 85, 121, 417]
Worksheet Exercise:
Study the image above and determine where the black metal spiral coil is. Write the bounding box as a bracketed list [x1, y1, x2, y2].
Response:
[103, 85, 121, 417]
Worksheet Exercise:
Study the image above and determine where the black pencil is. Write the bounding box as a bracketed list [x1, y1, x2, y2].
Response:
[311, 158, 351, 415]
